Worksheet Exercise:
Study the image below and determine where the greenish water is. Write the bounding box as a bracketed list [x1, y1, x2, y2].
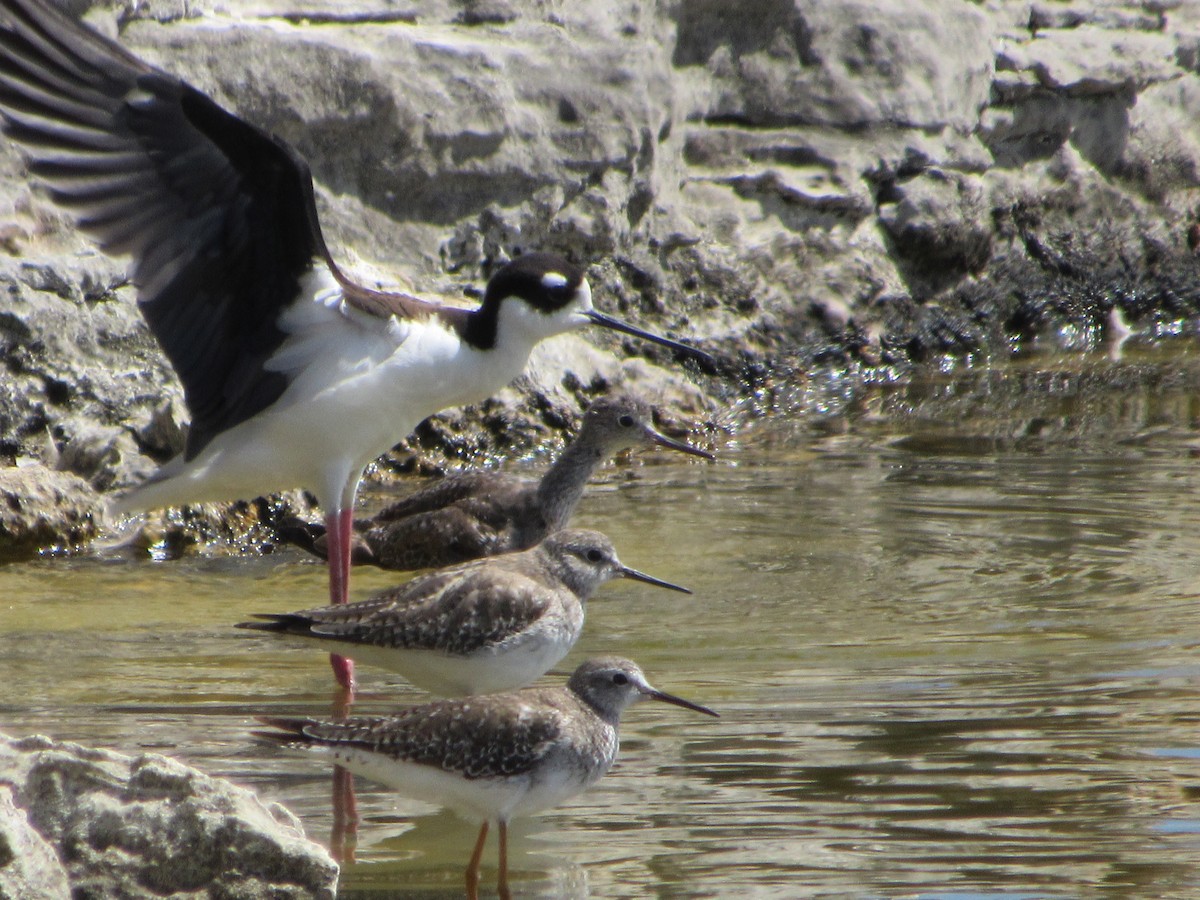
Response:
[7, 342, 1200, 897]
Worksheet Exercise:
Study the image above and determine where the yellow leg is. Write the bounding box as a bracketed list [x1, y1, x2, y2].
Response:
[466, 820, 489, 900]
[329, 765, 358, 864]
[498, 819, 512, 900]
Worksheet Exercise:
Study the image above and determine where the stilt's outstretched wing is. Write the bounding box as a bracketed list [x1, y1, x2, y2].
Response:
[0, 0, 333, 458]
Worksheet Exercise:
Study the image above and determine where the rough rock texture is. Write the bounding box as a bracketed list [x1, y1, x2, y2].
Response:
[0, 733, 338, 899]
[0, 785, 69, 900]
[0, 465, 99, 560]
[2, 0, 1200, 554]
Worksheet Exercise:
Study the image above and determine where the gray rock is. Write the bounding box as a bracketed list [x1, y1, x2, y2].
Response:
[676, 0, 993, 130]
[0, 465, 99, 561]
[0, 733, 338, 900]
[0, 785, 70, 900]
[998, 26, 1179, 95]
[878, 170, 993, 295]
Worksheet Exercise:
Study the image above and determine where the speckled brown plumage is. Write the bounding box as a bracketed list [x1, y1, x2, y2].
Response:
[277, 395, 713, 571]
[255, 657, 717, 899]
[255, 656, 715, 783]
[238, 530, 691, 695]
[259, 686, 611, 781]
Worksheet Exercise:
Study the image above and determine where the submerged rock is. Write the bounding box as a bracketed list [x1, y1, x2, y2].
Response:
[0, 733, 338, 900]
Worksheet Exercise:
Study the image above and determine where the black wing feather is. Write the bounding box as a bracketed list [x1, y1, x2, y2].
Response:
[0, 0, 333, 458]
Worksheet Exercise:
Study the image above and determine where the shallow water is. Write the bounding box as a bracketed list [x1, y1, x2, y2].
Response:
[7, 341, 1200, 897]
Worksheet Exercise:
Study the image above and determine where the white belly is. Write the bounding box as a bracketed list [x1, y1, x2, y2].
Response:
[310, 741, 605, 822]
[117, 301, 533, 513]
[328, 747, 536, 821]
[320, 630, 576, 697]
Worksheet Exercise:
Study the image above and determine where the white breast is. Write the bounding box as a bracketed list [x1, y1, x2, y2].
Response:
[120, 267, 548, 511]
[337, 630, 576, 696]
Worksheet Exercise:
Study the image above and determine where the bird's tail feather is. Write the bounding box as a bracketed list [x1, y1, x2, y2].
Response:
[252, 715, 319, 746]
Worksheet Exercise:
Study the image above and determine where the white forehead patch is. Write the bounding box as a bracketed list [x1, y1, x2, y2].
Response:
[541, 272, 570, 290]
[575, 278, 594, 311]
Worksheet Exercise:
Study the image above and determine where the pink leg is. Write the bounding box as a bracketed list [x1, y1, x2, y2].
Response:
[325, 508, 354, 606]
[324, 508, 356, 692]
[325, 508, 359, 849]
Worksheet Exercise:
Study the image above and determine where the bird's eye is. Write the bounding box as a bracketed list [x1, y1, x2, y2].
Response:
[586, 549, 604, 563]
[618, 415, 635, 428]
[612, 672, 629, 685]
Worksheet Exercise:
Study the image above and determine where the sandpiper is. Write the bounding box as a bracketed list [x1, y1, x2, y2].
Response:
[281, 395, 714, 570]
[0, 0, 714, 688]
[255, 656, 718, 899]
[238, 529, 690, 696]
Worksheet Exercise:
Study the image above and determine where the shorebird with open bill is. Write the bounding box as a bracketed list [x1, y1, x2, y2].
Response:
[0, 0, 714, 688]
[238, 528, 691, 696]
[255, 656, 718, 900]
[281, 394, 715, 571]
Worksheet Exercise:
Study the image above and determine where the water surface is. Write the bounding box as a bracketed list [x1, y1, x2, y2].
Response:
[6, 342, 1200, 897]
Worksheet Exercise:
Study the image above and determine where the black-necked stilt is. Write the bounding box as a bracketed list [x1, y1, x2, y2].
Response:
[281, 394, 714, 570]
[238, 528, 690, 696]
[255, 656, 717, 900]
[0, 0, 713, 687]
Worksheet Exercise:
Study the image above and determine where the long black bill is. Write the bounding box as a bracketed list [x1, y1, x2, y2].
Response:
[643, 686, 720, 718]
[620, 565, 692, 594]
[647, 427, 715, 460]
[585, 310, 716, 368]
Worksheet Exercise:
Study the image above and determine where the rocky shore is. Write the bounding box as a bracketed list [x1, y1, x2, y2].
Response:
[2, 0, 1199, 554]
[0, 733, 338, 899]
